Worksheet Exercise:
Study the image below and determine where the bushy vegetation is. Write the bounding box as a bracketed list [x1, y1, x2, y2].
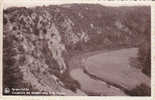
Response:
[3, 4, 151, 95]
[127, 84, 151, 96]
[3, 36, 35, 95]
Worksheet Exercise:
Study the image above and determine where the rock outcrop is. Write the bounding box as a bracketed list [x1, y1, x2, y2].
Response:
[3, 4, 150, 96]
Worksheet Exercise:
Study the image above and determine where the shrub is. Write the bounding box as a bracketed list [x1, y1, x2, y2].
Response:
[127, 84, 151, 96]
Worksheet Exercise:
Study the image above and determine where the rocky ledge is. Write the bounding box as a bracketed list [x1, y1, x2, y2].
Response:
[3, 4, 151, 96]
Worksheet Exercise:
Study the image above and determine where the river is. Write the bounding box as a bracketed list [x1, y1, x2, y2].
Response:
[69, 48, 150, 96]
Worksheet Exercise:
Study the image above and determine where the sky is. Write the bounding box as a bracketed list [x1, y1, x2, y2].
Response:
[3, 0, 152, 9]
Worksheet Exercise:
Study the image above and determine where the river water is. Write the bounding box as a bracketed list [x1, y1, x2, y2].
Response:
[69, 48, 150, 96]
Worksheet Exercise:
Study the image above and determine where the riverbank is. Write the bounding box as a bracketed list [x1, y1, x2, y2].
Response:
[68, 48, 150, 96]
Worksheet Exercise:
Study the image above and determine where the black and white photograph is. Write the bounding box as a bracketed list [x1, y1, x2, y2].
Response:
[3, 3, 151, 96]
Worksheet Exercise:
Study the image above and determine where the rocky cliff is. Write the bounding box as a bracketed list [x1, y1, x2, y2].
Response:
[3, 4, 150, 96]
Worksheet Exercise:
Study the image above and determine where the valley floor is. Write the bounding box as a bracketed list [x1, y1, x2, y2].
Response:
[68, 48, 150, 96]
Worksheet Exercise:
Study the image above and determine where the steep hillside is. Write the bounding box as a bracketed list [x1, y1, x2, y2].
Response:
[3, 4, 151, 96]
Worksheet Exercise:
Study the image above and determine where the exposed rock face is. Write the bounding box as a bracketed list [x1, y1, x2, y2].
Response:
[3, 4, 150, 96]
[3, 7, 69, 94]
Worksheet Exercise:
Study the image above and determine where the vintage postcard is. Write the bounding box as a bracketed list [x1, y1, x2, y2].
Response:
[0, 0, 155, 100]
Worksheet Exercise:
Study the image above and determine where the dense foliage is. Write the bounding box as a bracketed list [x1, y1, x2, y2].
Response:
[3, 4, 151, 95]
